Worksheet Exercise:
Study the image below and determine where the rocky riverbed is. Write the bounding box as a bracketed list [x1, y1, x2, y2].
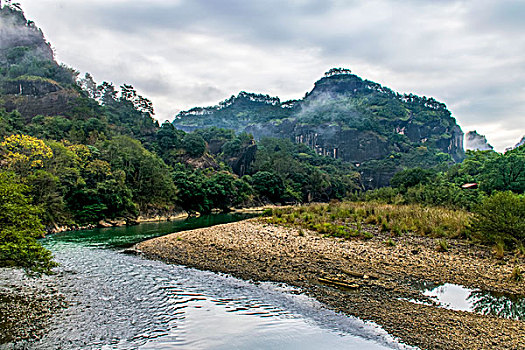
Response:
[137, 218, 525, 350]
[0, 268, 66, 345]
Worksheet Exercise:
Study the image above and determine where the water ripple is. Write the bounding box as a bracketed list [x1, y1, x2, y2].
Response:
[17, 219, 415, 350]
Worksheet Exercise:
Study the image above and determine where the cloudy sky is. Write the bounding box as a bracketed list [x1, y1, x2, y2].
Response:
[16, 0, 525, 150]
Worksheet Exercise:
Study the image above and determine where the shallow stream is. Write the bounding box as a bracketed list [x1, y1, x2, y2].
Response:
[16, 214, 412, 349]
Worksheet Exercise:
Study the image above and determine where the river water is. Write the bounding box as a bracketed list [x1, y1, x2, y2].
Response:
[23, 214, 411, 349]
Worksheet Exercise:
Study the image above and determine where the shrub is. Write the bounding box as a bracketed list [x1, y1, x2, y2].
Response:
[511, 266, 523, 282]
[493, 242, 505, 259]
[384, 238, 396, 246]
[470, 191, 525, 247]
[262, 208, 273, 216]
[437, 239, 449, 252]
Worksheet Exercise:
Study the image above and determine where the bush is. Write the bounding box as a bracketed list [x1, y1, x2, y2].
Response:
[470, 191, 525, 247]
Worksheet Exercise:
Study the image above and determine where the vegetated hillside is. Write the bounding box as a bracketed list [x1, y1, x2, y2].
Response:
[173, 68, 465, 187]
[0, 4, 362, 236]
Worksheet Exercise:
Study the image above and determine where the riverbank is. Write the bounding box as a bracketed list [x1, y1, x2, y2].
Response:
[46, 206, 274, 234]
[46, 213, 190, 234]
[0, 268, 66, 345]
[137, 218, 525, 350]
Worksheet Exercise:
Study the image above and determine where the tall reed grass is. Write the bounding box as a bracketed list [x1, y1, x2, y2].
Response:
[266, 201, 471, 239]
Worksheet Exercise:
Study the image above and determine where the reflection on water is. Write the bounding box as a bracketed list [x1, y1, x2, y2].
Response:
[46, 213, 257, 249]
[468, 290, 525, 320]
[414, 282, 525, 320]
[10, 215, 413, 350]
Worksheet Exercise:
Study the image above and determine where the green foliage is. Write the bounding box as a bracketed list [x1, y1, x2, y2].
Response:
[390, 167, 435, 192]
[182, 132, 206, 157]
[155, 121, 184, 157]
[100, 136, 176, 208]
[251, 171, 286, 203]
[511, 266, 523, 282]
[172, 165, 253, 214]
[195, 126, 235, 145]
[364, 145, 525, 211]
[437, 239, 449, 252]
[384, 238, 396, 246]
[478, 146, 525, 194]
[221, 137, 243, 157]
[0, 109, 24, 137]
[251, 138, 360, 203]
[174, 91, 286, 130]
[0, 172, 57, 274]
[470, 191, 525, 247]
[366, 147, 524, 233]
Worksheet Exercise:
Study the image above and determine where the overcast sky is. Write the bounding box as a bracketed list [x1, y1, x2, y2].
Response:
[16, 0, 525, 151]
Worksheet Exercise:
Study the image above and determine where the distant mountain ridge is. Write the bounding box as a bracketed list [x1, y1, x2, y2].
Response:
[173, 70, 465, 187]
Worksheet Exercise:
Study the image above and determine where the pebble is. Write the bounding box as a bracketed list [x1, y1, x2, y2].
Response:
[137, 218, 525, 350]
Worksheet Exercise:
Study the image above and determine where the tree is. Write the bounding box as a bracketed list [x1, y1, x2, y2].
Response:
[0, 172, 57, 274]
[391, 167, 435, 192]
[97, 81, 118, 106]
[251, 171, 285, 202]
[182, 133, 206, 157]
[100, 136, 176, 208]
[470, 191, 525, 247]
[156, 121, 183, 156]
[204, 172, 251, 212]
[479, 146, 525, 194]
[324, 68, 352, 77]
[78, 72, 100, 99]
[172, 167, 207, 214]
[0, 134, 52, 175]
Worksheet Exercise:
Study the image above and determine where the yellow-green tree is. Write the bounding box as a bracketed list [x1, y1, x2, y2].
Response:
[0, 134, 52, 174]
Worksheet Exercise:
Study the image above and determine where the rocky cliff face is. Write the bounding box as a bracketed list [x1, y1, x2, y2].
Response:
[0, 6, 53, 62]
[227, 143, 257, 176]
[465, 131, 493, 151]
[0, 6, 78, 120]
[2, 89, 80, 121]
[173, 71, 465, 187]
[2, 78, 61, 96]
[265, 124, 391, 163]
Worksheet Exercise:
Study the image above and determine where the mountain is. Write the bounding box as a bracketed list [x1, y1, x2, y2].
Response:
[173, 69, 465, 187]
[465, 131, 493, 151]
[0, 5, 80, 119]
[0, 4, 365, 225]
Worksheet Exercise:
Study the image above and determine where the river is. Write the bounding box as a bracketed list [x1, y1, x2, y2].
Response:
[22, 214, 411, 349]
